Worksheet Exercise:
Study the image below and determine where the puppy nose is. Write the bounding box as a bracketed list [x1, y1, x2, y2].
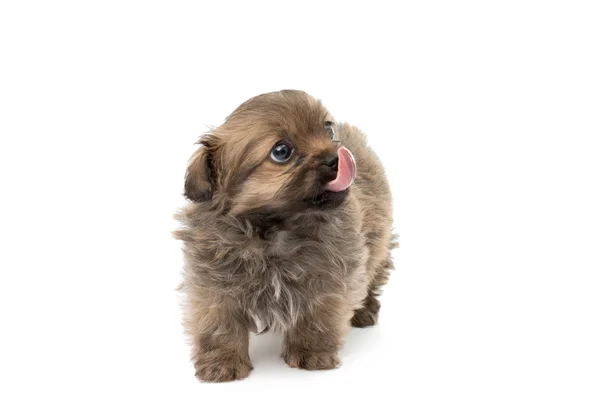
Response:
[323, 154, 339, 171]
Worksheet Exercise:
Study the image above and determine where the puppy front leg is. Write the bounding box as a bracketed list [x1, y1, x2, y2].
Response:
[187, 303, 252, 382]
[282, 296, 351, 370]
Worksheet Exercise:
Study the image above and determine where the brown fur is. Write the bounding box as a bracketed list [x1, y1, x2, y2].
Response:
[174, 90, 396, 382]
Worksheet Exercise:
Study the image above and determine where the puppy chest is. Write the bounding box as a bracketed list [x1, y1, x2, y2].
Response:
[241, 267, 305, 331]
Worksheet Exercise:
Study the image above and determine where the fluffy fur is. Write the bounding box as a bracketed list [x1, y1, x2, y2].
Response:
[174, 90, 396, 382]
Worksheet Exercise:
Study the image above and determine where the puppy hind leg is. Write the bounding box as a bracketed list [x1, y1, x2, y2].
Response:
[351, 257, 392, 328]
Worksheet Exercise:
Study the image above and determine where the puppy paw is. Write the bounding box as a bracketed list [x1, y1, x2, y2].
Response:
[283, 350, 340, 370]
[194, 357, 252, 383]
[351, 307, 379, 327]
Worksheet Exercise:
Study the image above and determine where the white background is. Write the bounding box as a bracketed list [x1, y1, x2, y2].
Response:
[1, 1, 599, 408]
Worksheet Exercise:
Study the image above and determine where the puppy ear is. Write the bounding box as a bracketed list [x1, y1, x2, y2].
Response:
[184, 142, 215, 202]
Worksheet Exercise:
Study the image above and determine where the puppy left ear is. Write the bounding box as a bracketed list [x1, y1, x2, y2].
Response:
[184, 142, 215, 202]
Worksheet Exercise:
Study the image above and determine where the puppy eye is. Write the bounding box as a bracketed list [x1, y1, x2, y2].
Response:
[270, 141, 294, 163]
[325, 121, 335, 141]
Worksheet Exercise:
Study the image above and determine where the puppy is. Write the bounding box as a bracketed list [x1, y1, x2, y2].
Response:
[174, 90, 396, 382]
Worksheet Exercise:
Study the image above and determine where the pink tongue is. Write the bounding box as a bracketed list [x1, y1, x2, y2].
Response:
[325, 147, 357, 192]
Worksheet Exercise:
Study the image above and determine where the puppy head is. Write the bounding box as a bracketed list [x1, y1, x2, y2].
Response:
[184, 90, 356, 216]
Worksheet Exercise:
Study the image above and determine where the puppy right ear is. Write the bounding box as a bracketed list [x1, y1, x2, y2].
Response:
[184, 142, 215, 202]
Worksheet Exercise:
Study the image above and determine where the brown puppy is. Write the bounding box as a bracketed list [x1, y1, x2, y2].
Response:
[174, 90, 396, 382]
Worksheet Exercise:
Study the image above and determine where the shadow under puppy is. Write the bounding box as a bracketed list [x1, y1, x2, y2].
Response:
[174, 90, 396, 382]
